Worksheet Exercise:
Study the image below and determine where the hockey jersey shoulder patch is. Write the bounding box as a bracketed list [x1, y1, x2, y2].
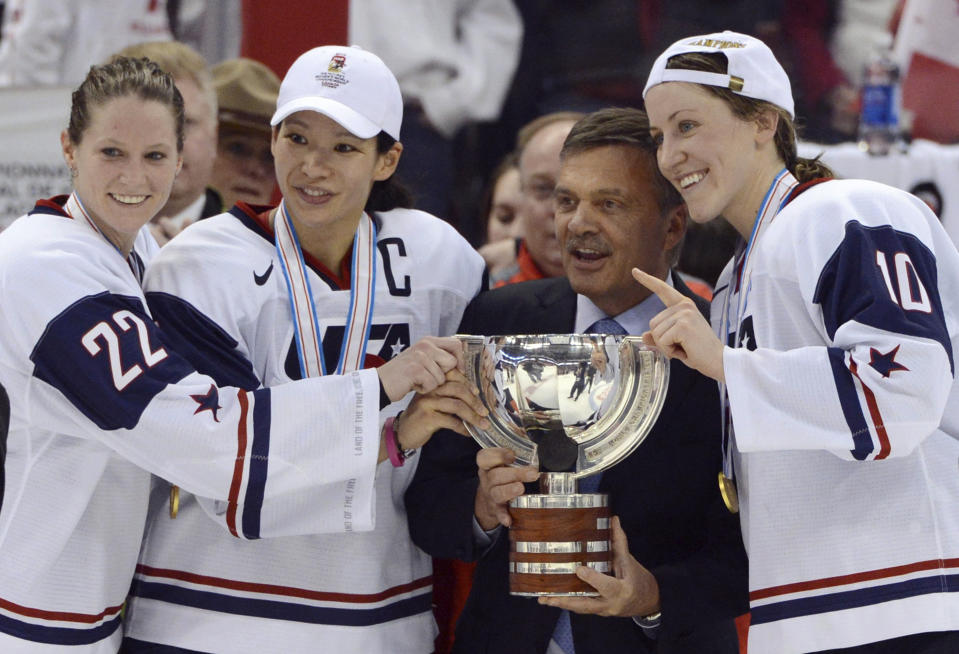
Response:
[30, 292, 195, 430]
[814, 221, 952, 371]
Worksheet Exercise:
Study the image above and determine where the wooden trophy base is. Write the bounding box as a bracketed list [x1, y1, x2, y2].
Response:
[507, 493, 611, 596]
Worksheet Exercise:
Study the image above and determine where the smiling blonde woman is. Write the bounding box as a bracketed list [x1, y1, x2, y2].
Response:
[636, 31, 959, 654]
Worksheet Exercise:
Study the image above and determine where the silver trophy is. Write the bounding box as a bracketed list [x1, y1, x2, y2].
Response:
[459, 334, 670, 596]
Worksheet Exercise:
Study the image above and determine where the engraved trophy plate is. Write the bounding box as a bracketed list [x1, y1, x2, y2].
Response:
[459, 334, 669, 596]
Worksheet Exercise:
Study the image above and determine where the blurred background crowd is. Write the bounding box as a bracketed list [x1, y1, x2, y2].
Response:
[0, 1, 956, 277]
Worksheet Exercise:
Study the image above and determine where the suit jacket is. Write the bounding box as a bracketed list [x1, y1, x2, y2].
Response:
[200, 187, 224, 219]
[405, 274, 748, 654]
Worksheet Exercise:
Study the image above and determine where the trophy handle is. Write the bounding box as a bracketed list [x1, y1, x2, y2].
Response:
[575, 338, 669, 477]
[459, 335, 537, 466]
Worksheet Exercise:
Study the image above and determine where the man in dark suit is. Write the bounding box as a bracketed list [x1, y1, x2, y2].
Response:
[405, 107, 747, 654]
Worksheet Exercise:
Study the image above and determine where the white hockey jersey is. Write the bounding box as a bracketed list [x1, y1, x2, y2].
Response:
[714, 175, 959, 653]
[122, 204, 485, 653]
[0, 197, 397, 652]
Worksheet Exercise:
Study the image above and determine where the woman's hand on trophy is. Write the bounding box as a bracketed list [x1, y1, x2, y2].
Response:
[632, 268, 726, 382]
[537, 516, 661, 618]
[474, 448, 540, 530]
[397, 369, 491, 450]
[377, 336, 466, 402]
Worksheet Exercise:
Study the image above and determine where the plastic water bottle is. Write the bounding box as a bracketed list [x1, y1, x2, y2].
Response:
[858, 47, 901, 156]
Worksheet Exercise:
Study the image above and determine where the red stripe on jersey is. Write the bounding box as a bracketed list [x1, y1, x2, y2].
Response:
[135, 565, 432, 604]
[226, 389, 250, 537]
[0, 595, 123, 624]
[781, 177, 833, 209]
[750, 557, 959, 601]
[849, 359, 892, 459]
[35, 198, 70, 215]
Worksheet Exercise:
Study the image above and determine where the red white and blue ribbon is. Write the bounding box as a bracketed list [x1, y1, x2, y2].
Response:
[274, 199, 376, 378]
[64, 192, 145, 282]
[718, 168, 798, 481]
[65, 193, 123, 255]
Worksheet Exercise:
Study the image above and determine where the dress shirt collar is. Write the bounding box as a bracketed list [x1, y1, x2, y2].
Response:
[574, 271, 673, 335]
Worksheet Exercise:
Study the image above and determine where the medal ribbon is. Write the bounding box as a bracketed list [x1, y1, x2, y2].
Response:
[274, 199, 377, 377]
[718, 169, 798, 481]
[64, 193, 143, 283]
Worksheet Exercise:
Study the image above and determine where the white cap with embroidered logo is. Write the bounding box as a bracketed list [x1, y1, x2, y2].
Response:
[643, 31, 794, 118]
[271, 45, 403, 140]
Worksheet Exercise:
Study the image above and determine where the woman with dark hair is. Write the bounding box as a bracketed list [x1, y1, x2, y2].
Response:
[482, 151, 524, 245]
[478, 152, 525, 286]
[120, 46, 487, 653]
[635, 31, 959, 654]
[0, 55, 484, 653]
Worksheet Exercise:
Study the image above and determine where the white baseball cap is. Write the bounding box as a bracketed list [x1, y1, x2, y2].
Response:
[643, 31, 794, 118]
[271, 45, 402, 140]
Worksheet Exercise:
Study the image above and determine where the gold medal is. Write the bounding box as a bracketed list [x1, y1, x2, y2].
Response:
[169, 484, 180, 519]
[718, 472, 739, 514]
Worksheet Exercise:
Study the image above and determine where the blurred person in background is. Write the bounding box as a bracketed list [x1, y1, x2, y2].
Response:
[478, 152, 525, 283]
[492, 111, 583, 287]
[349, 0, 523, 227]
[0, 0, 173, 86]
[210, 57, 280, 209]
[483, 152, 523, 245]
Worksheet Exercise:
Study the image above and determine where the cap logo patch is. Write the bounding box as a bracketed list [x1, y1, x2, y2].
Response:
[315, 53, 349, 89]
[328, 54, 346, 73]
[687, 38, 746, 49]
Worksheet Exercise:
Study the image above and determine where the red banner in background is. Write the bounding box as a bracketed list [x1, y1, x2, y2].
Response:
[240, 0, 348, 80]
[240, 0, 348, 204]
[893, 0, 959, 143]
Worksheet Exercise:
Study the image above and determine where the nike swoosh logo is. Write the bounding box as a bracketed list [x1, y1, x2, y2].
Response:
[253, 261, 274, 286]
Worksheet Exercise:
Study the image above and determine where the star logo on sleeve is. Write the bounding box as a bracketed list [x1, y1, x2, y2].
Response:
[868, 345, 910, 378]
[191, 384, 222, 422]
[729, 316, 756, 350]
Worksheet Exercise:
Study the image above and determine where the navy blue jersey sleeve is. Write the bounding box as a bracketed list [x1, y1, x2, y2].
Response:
[146, 291, 260, 390]
[814, 221, 953, 372]
[724, 191, 956, 460]
[29, 292, 195, 431]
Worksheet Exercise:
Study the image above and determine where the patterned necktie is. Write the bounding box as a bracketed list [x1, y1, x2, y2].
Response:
[551, 609, 576, 654]
[551, 317, 628, 653]
[585, 317, 627, 336]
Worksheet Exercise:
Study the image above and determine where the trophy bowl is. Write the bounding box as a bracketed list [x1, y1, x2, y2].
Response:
[458, 334, 670, 596]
